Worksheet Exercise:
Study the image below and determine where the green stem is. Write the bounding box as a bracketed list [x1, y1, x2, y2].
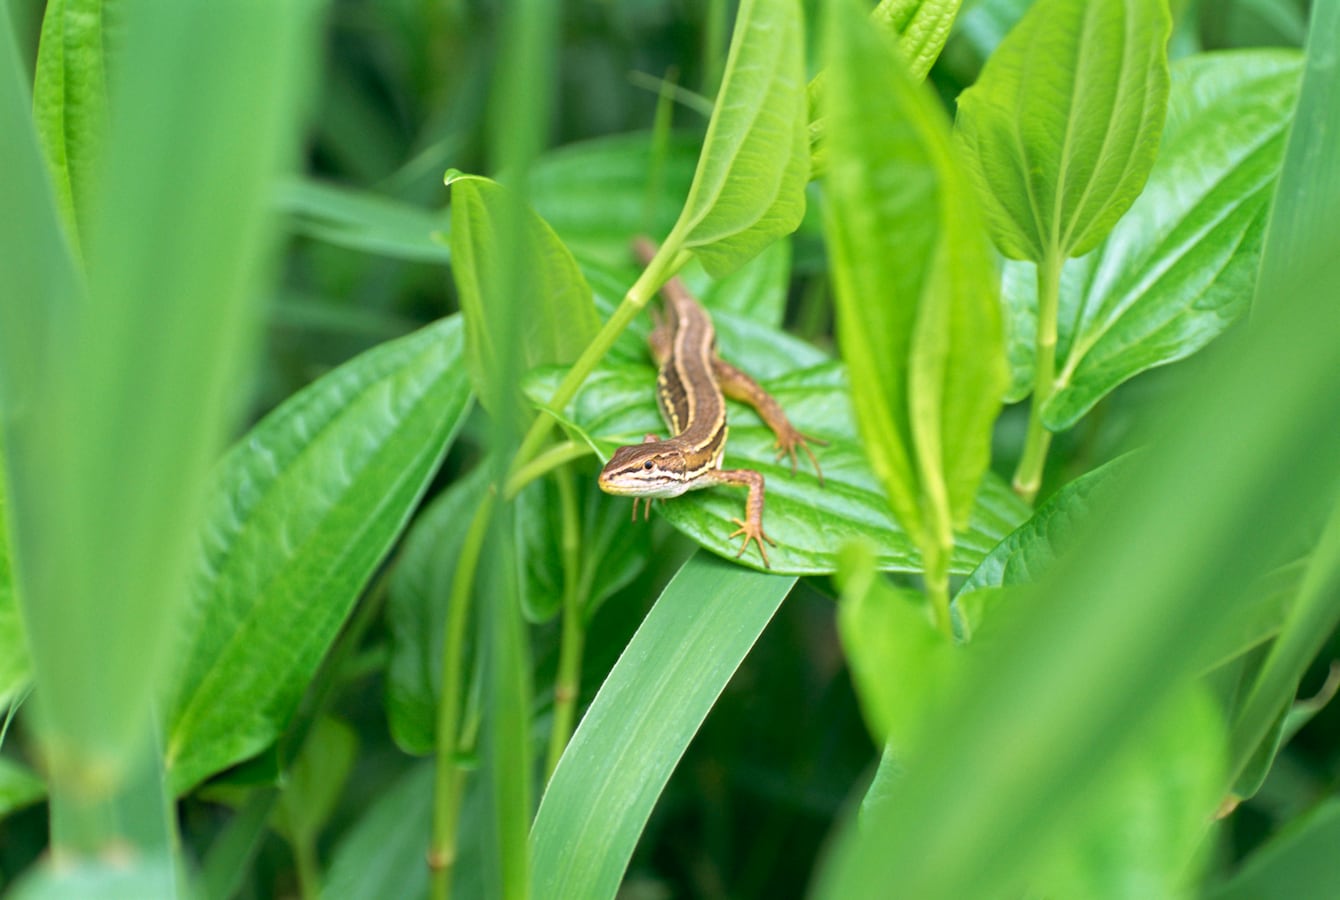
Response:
[429, 491, 497, 900]
[1012, 248, 1065, 504]
[503, 440, 591, 500]
[510, 246, 690, 478]
[294, 833, 320, 900]
[923, 534, 953, 639]
[544, 470, 586, 782]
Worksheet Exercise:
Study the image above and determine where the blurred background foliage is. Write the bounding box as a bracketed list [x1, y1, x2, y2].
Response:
[0, 0, 1331, 896]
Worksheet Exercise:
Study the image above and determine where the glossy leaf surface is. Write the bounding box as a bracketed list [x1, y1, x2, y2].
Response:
[164, 317, 471, 793]
[1001, 51, 1304, 427]
[956, 0, 1172, 261]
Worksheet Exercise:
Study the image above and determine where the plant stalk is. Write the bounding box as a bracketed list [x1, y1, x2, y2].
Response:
[510, 246, 690, 477]
[1012, 249, 1065, 504]
[545, 470, 587, 781]
[429, 490, 496, 900]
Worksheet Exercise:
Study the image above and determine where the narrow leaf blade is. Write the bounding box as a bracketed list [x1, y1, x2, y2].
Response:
[531, 553, 796, 900]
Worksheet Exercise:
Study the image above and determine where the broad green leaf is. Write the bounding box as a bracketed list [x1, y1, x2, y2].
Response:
[1206, 798, 1340, 900]
[836, 542, 957, 751]
[959, 454, 1130, 596]
[8, 857, 178, 900]
[665, 0, 809, 277]
[31, 0, 108, 247]
[822, 0, 1007, 580]
[955, 0, 1172, 261]
[872, 0, 966, 80]
[0, 754, 44, 817]
[273, 717, 358, 847]
[1029, 687, 1223, 899]
[531, 552, 796, 900]
[525, 309, 1028, 575]
[277, 177, 452, 263]
[0, 470, 30, 708]
[164, 316, 472, 793]
[1001, 51, 1304, 427]
[447, 175, 599, 416]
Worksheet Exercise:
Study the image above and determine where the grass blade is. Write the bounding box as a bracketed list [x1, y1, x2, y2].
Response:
[531, 553, 796, 900]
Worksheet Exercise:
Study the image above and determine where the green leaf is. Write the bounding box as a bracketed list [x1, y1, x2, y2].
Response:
[0, 754, 45, 818]
[447, 175, 599, 416]
[1206, 798, 1340, 900]
[1000, 51, 1304, 427]
[871, 0, 966, 81]
[385, 463, 490, 755]
[526, 132, 700, 271]
[31, 0, 108, 247]
[514, 470, 652, 623]
[0, 3, 81, 423]
[822, 0, 1007, 578]
[959, 454, 1130, 596]
[322, 763, 432, 900]
[164, 316, 472, 793]
[277, 177, 452, 264]
[8, 0, 318, 802]
[836, 542, 957, 751]
[666, 0, 809, 277]
[273, 717, 358, 847]
[955, 0, 1172, 261]
[0, 470, 30, 708]
[525, 310, 1028, 576]
[531, 552, 796, 900]
[1029, 687, 1223, 899]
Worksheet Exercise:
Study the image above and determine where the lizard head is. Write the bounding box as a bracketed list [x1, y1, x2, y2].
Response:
[598, 440, 691, 498]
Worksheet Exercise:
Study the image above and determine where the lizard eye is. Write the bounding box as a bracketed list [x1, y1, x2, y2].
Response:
[643, 460, 654, 470]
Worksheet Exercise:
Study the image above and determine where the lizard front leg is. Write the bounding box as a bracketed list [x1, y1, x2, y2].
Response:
[695, 468, 776, 568]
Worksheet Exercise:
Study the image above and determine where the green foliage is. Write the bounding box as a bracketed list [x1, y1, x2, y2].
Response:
[822, 0, 1006, 628]
[164, 316, 471, 793]
[1000, 50, 1303, 422]
[524, 325, 1027, 575]
[531, 553, 795, 899]
[665, 0, 809, 277]
[447, 175, 599, 417]
[31, 0, 107, 248]
[836, 543, 956, 751]
[2, 0, 1339, 896]
[956, 0, 1173, 261]
[872, 0, 966, 81]
[0, 471, 29, 709]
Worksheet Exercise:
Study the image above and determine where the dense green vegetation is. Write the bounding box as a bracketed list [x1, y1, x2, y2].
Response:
[2, 0, 1338, 897]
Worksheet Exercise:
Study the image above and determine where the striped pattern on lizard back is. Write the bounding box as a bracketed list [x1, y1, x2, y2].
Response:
[656, 289, 728, 480]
